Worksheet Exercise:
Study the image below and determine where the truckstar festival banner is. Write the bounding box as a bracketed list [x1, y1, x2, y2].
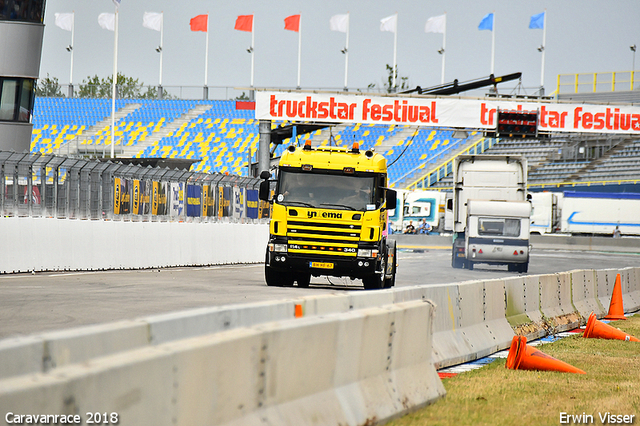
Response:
[255, 91, 640, 135]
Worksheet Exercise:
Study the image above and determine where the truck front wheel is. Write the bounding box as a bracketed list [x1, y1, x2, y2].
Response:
[384, 241, 397, 288]
[296, 273, 311, 288]
[363, 273, 384, 290]
[265, 251, 294, 287]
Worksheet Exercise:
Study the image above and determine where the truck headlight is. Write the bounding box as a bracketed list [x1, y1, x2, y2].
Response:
[268, 243, 288, 252]
[357, 249, 372, 257]
[358, 249, 378, 258]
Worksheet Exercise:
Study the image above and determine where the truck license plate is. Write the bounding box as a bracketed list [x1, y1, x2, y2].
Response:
[310, 261, 334, 269]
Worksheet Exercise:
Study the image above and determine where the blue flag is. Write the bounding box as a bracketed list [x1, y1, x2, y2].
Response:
[478, 13, 493, 31]
[529, 12, 545, 29]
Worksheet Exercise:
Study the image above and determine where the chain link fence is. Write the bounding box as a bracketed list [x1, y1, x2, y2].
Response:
[0, 151, 267, 222]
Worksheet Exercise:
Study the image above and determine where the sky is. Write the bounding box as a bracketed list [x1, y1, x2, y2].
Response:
[38, 0, 640, 99]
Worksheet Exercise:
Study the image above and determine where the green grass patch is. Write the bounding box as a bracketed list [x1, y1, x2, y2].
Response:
[390, 313, 640, 426]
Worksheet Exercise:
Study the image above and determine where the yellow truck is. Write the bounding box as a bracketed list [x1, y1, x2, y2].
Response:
[258, 141, 397, 289]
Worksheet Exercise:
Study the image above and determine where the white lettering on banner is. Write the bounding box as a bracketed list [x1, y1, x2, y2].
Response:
[255, 92, 640, 135]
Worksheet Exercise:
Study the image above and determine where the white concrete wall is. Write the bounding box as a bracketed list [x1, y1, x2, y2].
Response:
[0, 301, 445, 426]
[0, 217, 269, 273]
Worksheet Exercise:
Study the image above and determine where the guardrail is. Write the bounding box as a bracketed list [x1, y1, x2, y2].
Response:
[0, 266, 638, 425]
[0, 150, 264, 222]
[557, 70, 639, 94]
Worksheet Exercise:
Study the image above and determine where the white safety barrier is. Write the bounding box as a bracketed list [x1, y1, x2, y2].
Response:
[0, 218, 269, 273]
[0, 301, 445, 426]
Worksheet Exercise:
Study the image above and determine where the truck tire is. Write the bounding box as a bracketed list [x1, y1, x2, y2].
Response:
[451, 250, 464, 269]
[467, 260, 474, 270]
[363, 273, 384, 290]
[451, 238, 465, 269]
[265, 251, 294, 287]
[518, 262, 529, 273]
[296, 273, 311, 288]
[384, 241, 397, 288]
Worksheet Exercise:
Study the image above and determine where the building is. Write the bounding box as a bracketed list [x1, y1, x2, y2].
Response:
[0, 0, 46, 152]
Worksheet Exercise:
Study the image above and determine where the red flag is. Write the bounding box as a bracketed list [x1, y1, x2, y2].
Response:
[190, 14, 208, 32]
[235, 14, 253, 32]
[284, 14, 300, 32]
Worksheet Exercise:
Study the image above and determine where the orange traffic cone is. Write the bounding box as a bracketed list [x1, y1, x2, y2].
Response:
[604, 274, 626, 320]
[506, 335, 586, 374]
[583, 312, 639, 342]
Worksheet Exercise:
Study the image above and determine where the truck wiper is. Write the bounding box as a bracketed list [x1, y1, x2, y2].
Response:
[281, 201, 316, 208]
[319, 203, 357, 211]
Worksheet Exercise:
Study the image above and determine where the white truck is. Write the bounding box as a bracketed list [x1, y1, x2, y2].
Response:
[388, 189, 445, 234]
[450, 155, 531, 272]
[531, 191, 640, 236]
[530, 192, 562, 234]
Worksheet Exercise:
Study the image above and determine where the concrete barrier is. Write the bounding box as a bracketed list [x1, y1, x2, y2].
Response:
[570, 269, 606, 318]
[504, 275, 545, 339]
[481, 278, 515, 352]
[392, 283, 478, 369]
[145, 300, 297, 345]
[0, 336, 43, 379]
[0, 300, 445, 426]
[626, 267, 640, 310]
[0, 218, 269, 274]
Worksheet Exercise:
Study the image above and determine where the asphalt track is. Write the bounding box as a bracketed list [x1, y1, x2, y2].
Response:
[1, 245, 639, 339]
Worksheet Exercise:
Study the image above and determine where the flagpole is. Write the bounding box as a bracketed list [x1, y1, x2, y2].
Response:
[297, 14, 302, 89]
[204, 13, 209, 98]
[250, 15, 255, 88]
[69, 11, 75, 96]
[392, 13, 397, 90]
[540, 9, 547, 92]
[344, 12, 349, 91]
[110, 7, 118, 158]
[159, 12, 164, 87]
[441, 12, 446, 84]
[490, 11, 495, 75]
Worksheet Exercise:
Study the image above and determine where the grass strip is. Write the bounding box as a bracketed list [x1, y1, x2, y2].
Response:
[390, 313, 640, 426]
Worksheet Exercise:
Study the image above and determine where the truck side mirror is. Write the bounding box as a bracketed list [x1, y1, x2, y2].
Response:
[260, 170, 271, 180]
[259, 180, 270, 201]
[385, 189, 397, 210]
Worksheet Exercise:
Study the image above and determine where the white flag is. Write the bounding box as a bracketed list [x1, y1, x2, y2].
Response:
[329, 14, 349, 33]
[54, 12, 73, 31]
[425, 14, 446, 34]
[380, 14, 397, 33]
[98, 13, 115, 31]
[143, 12, 162, 31]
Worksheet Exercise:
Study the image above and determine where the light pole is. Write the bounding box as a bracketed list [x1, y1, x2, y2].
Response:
[631, 45, 637, 91]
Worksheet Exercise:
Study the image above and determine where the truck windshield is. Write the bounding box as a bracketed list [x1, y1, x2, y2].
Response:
[278, 170, 376, 211]
[478, 217, 521, 237]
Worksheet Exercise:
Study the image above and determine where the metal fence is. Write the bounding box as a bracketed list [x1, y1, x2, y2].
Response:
[0, 151, 266, 222]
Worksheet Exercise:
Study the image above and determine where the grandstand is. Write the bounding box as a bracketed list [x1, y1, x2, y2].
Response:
[30, 92, 640, 193]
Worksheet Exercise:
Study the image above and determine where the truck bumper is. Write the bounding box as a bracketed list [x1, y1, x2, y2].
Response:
[467, 237, 529, 264]
[266, 250, 378, 279]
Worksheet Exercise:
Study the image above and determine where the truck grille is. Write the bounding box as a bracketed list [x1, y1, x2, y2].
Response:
[286, 220, 361, 257]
